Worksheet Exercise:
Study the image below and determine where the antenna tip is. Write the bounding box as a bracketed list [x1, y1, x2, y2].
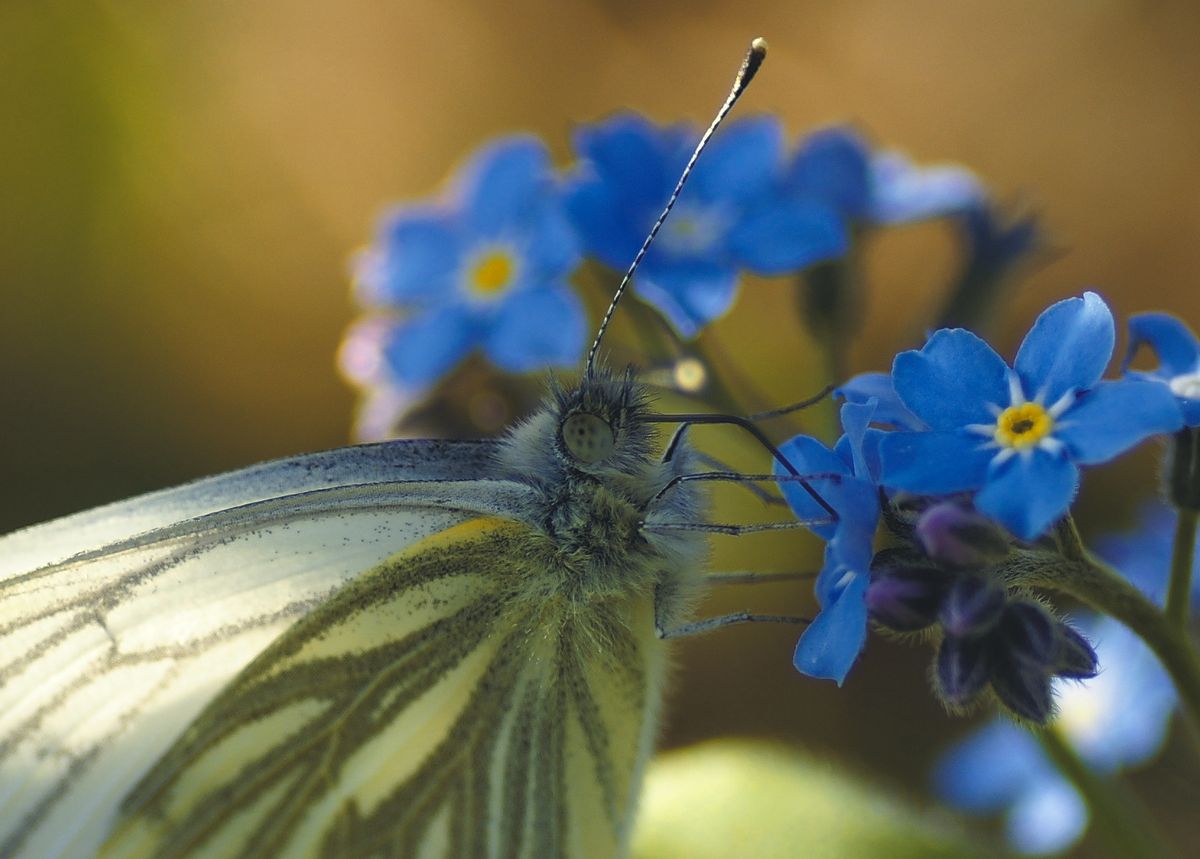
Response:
[750, 36, 768, 56]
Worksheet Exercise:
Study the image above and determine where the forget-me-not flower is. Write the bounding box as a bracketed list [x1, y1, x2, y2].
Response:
[775, 400, 883, 684]
[780, 126, 984, 227]
[349, 135, 586, 391]
[1125, 312, 1200, 426]
[878, 293, 1182, 539]
[564, 113, 847, 338]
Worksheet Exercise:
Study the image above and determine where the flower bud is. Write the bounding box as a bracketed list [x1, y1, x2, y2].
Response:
[998, 601, 1059, 669]
[1052, 623, 1099, 680]
[990, 651, 1054, 723]
[938, 576, 1006, 638]
[935, 635, 990, 709]
[866, 550, 952, 632]
[916, 502, 1010, 569]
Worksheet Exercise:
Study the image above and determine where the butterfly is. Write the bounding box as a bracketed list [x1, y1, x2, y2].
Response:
[0, 38, 810, 859]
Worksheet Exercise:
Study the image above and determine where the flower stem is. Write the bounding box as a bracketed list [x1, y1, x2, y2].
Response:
[1166, 508, 1198, 631]
[1036, 726, 1175, 859]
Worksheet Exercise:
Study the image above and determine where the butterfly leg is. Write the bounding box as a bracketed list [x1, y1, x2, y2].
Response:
[653, 583, 811, 640]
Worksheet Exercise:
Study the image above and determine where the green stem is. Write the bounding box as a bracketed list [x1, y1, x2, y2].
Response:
[1166, 508, 1198, 631]
[1036, 727, 1175, 859]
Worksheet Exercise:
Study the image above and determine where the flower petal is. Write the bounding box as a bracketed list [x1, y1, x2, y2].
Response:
[878, 431, 993, 494]
[459, 136, 552, 237]
[689, 115, 783, 204]
[787, 127, 871, 217]
[1005, 777, 1088, 857]
[934, 720, 1044, 812]
[1056, 379, 1182, 465]
[892, 329, 1011, 430]
[1015, 291, 1114, 403]
[867, 152, 984, 224]
[382, 305, 477, 389]
[792, 569, 868, 685]
[634, 264, 738, 339]
[726, 198, 848, 274]
[836, 372, 925, 429]
[775, 434, 849, 541]
[484, 285, 586, 372]
[364, 206, 462, 305]
[1127, 312, 1200, 377]
[975, 451, 1079, 540]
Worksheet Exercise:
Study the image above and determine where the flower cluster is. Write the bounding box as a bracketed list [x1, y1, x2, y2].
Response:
[776, 293, 1187, 722]
[341, 116, 985, 439]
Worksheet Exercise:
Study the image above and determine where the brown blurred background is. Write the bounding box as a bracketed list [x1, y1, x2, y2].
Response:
[3, 2, 1199, 854]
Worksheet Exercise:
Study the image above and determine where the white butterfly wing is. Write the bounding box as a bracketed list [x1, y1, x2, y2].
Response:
[0, 439, 538, 859]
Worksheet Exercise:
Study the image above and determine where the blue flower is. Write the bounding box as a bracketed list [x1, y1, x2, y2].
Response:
[775, 400, 882, 684]
[782, 126, 985, 227]
[877, 292, 1182, 539]
[934, 505, 1190, 854]
[350, 136, 586, 390]
[865, 146, 984, 224]
[1125, 312, 1200, 426]
[564, 113, 846, 338]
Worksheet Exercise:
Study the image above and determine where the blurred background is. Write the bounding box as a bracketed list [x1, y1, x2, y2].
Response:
[3, 2, 1199, 855]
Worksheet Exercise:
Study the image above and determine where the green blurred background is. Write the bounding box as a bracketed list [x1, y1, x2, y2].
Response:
[3, 2, 1199, 855]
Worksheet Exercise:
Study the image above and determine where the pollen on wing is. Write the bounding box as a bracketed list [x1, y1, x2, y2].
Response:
[993, 402, 1054, 449]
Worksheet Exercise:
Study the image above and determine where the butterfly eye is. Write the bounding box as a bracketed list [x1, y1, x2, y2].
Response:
[561, 412, 615, 464]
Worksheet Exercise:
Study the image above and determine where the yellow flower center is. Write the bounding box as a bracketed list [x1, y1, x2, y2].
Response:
[994, 402, 1054, 449]
[469, 250, 515, 296]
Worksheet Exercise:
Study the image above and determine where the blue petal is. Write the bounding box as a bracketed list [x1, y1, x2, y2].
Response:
[571, 114, 690, 208]
[514, 205, 581, 281]
[775, 434, 850, 541]
[878, 430, 993, 493]
[976, 451, 1079, 540]
[836, 372, 925, 429]
[1057, 379, 1182, 464]
[459, 137, 552, 237]
[1006, 777, 1088, 856]
[368, 206, 462, 304]
[382, 305, 477, 388]
[634, 264, 738, 339]
[793, 569, 868, 685]
[839, 400, 876, 479]
[933, 719, 1043, 812]
[867, 151, 984, 224]
[689, 115, 783, 204]
[825, 479, 880, 579]
[563, 175, 643, 268]
[892, 329, 1011, 430]
[1015, 292, 1114, 403]
[1127, 312, 1200, 377]
[726, 198, 848, 274]
[484, 285, 586, 372]
[787, 127, 871, 217]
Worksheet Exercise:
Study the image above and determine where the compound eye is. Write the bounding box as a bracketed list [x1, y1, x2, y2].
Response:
[561, 412, 615, 465]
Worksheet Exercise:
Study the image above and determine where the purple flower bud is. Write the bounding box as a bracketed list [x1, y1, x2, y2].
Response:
[999, 601, 1059, 668]
[938, 576, 1006, 638]
[916, 502, 1009, 569]
[1053, 623, 1099, 679]
[866, 552, 952, 632]
[936, 635, 990, 709]
[990, 651, 1054, 723]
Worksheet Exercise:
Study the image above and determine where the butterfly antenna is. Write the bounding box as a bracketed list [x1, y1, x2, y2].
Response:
[584, 37, 768, 379]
